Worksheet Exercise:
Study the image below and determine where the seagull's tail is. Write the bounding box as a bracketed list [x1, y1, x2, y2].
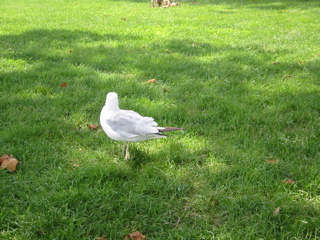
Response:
[158, 127, 186, 132]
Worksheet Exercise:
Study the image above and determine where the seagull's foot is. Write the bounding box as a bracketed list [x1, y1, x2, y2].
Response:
[124, 151, 130, 160]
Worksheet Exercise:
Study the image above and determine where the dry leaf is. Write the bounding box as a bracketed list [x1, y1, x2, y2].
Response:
[0, 154, 19, 172]
[36, 229, 47, 236]
[272, 61, 279, 64]
[124, 231, 146, 240]
[96, 234, 107, 240]
[0, 154, 11, 164]
[60, 82, 68, 87]
[281, 179, 296, 184]
[163, 87, 170, 92]
[143, 79, 157, 84]
[284, 75, 292, 78]
[266, 159, 280, 164]
[273, 207, 281, 215]
[87, 124, 100, 130]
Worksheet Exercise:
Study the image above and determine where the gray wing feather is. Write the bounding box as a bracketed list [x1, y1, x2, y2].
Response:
[107, 110, 159, 138]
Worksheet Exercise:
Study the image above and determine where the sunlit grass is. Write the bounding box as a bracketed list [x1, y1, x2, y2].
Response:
[1, 0, 320, 239]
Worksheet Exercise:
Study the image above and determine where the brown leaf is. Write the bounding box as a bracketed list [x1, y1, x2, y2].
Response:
[96, 234, 107, 240]
[60, 82, 68, 87]
[284, 75, 292, 78]
[1, 154, 19, 172]
[266, 159, 280, 164]
[143, 79, 157, 84]
[124, 231, 146, 240]
[87, 124, 100, 131]
[163, 87, 170, 92]
[36, 229, 47, 236]
[281, 179, 296, 184]
[272, 61, 279, 64]
[272, 207, 281, 215]
[0, 154, 11, 164]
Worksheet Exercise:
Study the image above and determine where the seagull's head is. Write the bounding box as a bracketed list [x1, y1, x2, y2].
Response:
[105, 92, 119, 110]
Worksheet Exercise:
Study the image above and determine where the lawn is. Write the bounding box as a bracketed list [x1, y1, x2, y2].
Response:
[0, 0, 320, 239]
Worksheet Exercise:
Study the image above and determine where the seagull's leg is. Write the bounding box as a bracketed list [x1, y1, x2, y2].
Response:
[125, 142, 130, 160]
[122, 142, 127, 156]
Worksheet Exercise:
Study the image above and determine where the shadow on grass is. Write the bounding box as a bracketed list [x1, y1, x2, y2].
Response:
[1, 26, 319, 173]
[197, 0, 320, 10]
[1, 25, 319, 238]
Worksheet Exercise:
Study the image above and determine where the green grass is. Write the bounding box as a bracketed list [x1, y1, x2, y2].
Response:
[1, 0, 320, 239]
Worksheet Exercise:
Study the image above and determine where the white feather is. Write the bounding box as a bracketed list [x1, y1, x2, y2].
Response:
[100, 92, 166, 142]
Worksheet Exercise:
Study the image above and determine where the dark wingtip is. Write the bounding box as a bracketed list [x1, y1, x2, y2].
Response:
[158, 127, 186, 133]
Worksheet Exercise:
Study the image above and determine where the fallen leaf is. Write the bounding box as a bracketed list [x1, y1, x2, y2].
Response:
[0, 154, 12, 164]
[96, 234, 107, 240]
[87, 124, 100, 130]
[143, 79, 157, 84]
[284, 75, 292, 78]
[60, 82, 68, 87]
[0, 154, 19, 172]
[36, 229, 47, 236]
[266, 159, 280, 164]
[273, 207, 281, 215]
[163, 87, 170, 92]
[124, 231, 146, 240]
[272, 61, 279, 64]
[281, 179, 296, 184]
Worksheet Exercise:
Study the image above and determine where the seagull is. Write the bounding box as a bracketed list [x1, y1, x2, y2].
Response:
[100, 92, 184, 160]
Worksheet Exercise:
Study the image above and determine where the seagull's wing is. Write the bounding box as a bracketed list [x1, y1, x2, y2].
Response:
[107, 110, 160, 139]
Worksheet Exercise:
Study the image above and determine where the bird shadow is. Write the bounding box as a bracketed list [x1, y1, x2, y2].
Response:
[126, 147, 155, 169]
